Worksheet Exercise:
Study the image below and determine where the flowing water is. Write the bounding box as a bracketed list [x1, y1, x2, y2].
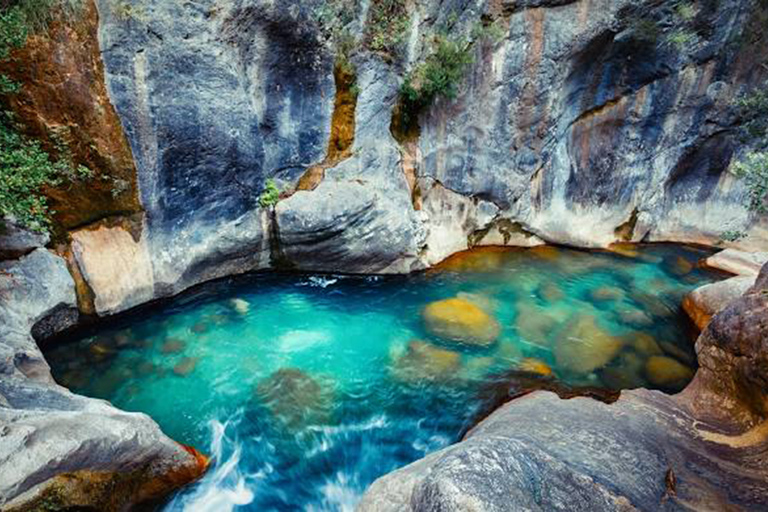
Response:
[45, 245, 724, 511]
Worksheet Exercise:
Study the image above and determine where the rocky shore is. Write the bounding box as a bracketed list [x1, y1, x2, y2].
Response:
[2, 0, 768, 509]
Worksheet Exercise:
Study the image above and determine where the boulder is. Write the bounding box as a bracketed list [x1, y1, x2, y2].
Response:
[0, 218, 49, 260]
[645, 356, 694, 388]
[553, 316, 623, 374]
[423, 297, 500, 347]
[256, 368, 333, 429]
[392, 340, 462, 383]
[589, 285, 625, 302]
[705, 249, 768, 277]
[683, 276, 755, 330]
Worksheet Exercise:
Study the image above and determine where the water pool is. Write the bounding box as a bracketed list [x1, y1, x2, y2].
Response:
[45, 244, 723, 511]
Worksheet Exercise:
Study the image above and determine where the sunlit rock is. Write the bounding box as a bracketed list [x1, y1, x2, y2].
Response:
[517, 358, 553, 377]
[683, 276, 755, 330]
[422, 297, 500, 347]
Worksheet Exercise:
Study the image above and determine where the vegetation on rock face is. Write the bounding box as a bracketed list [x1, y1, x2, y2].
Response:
[259, 179, 281, 208]
[0, 0, 92, 233]
[365, 0, 410, 57]
[730, 83, 768, 218]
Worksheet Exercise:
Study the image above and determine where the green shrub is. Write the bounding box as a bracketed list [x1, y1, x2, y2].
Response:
[0, 0, 92, 233]
[366, 0, 410, 55]
[732, 151, 768, 214]
[736, 84, 768, 141]
[0, 113, 92, 232]
[400, 35, 473, 117]
[259, 179, 280, 208]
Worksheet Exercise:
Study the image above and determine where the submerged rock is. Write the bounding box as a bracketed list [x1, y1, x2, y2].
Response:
[161, 338, 186, 355]
[553, 316, 623, 374]
[645, 356, 694, 388]
[256, 368, 332, 429]
[514, 302, 570, 347]
[517, 358, 553, 377]
[173, 357, 198, 377]
[393, 340, 461, 382]
[230, 298, 250, 315]
[589, 285, 625, 302]
[360, 265, 768, 512]
[422, 297, 500, 347]
[392, 340, 463, 383]
[537, 282, 565, 303]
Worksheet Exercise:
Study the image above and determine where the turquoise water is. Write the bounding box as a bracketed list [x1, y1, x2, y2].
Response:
[45, 244, 722, 511]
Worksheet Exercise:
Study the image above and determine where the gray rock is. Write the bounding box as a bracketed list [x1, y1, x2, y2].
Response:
[0, 250, 206, 510]
[0, 219, 49, 261]
[705, 249, 768, 277]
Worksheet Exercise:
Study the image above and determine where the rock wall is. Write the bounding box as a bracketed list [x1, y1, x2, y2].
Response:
[61, 0, 768, 314]
[358, 263, 768, 511]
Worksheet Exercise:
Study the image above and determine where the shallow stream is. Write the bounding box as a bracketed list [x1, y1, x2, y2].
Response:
[45, 244, 723, 511]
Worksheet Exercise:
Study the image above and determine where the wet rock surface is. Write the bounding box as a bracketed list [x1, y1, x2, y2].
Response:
[0, 250, 206, 510]
[359, 263, 768, 511]
[423, 297, 501, 347]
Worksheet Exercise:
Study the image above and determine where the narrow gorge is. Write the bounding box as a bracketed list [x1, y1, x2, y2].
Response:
[1, 0, 768, 510]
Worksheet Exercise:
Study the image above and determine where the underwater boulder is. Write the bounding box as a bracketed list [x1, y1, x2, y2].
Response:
[589, 286, 625, 302]
[256, 368, 333, 429]
[517, 358, 553, 377]
[645, 356, 694, 388]
[173, 357, 198, 377]
[423, 297, 500, 347]
[161, 338, 186, 354]
[537, 281, 565, 302]
[554, 316, 623, 374]
[392, 340, 463, 383]
[514, 302, 570, 347]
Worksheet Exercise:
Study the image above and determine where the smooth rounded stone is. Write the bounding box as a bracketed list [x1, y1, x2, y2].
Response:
[191, 322, 209, 334]
[664, 254, 695, 277]
[87, 342, 115, 363]
[554, 316, 623, 374]
[422, 297, 500, 346]
[683, 276, 755, 331]
[514, 302, 571, 347]
[230, 298, 250, 315]
[537, 281, 565, 302]
[517, 358, 553, 377]
[256, 368, 333, 429]
[589, 285, 625, 302]
[173, 357, 198, 377]
[615, 307, 654, 328]
[456, 291, 498, 314]
[599, 351, 645, 390]
[705, 249, 768, 276]
[160, 338, 186, 354]
[630, 333, 663, 356]
[393, 340, 463, 383]
[645, 356, 694, 387]
[494, 341, 523, 363]
[659, 340, 696, 367]
[463, 357, 496, 380]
